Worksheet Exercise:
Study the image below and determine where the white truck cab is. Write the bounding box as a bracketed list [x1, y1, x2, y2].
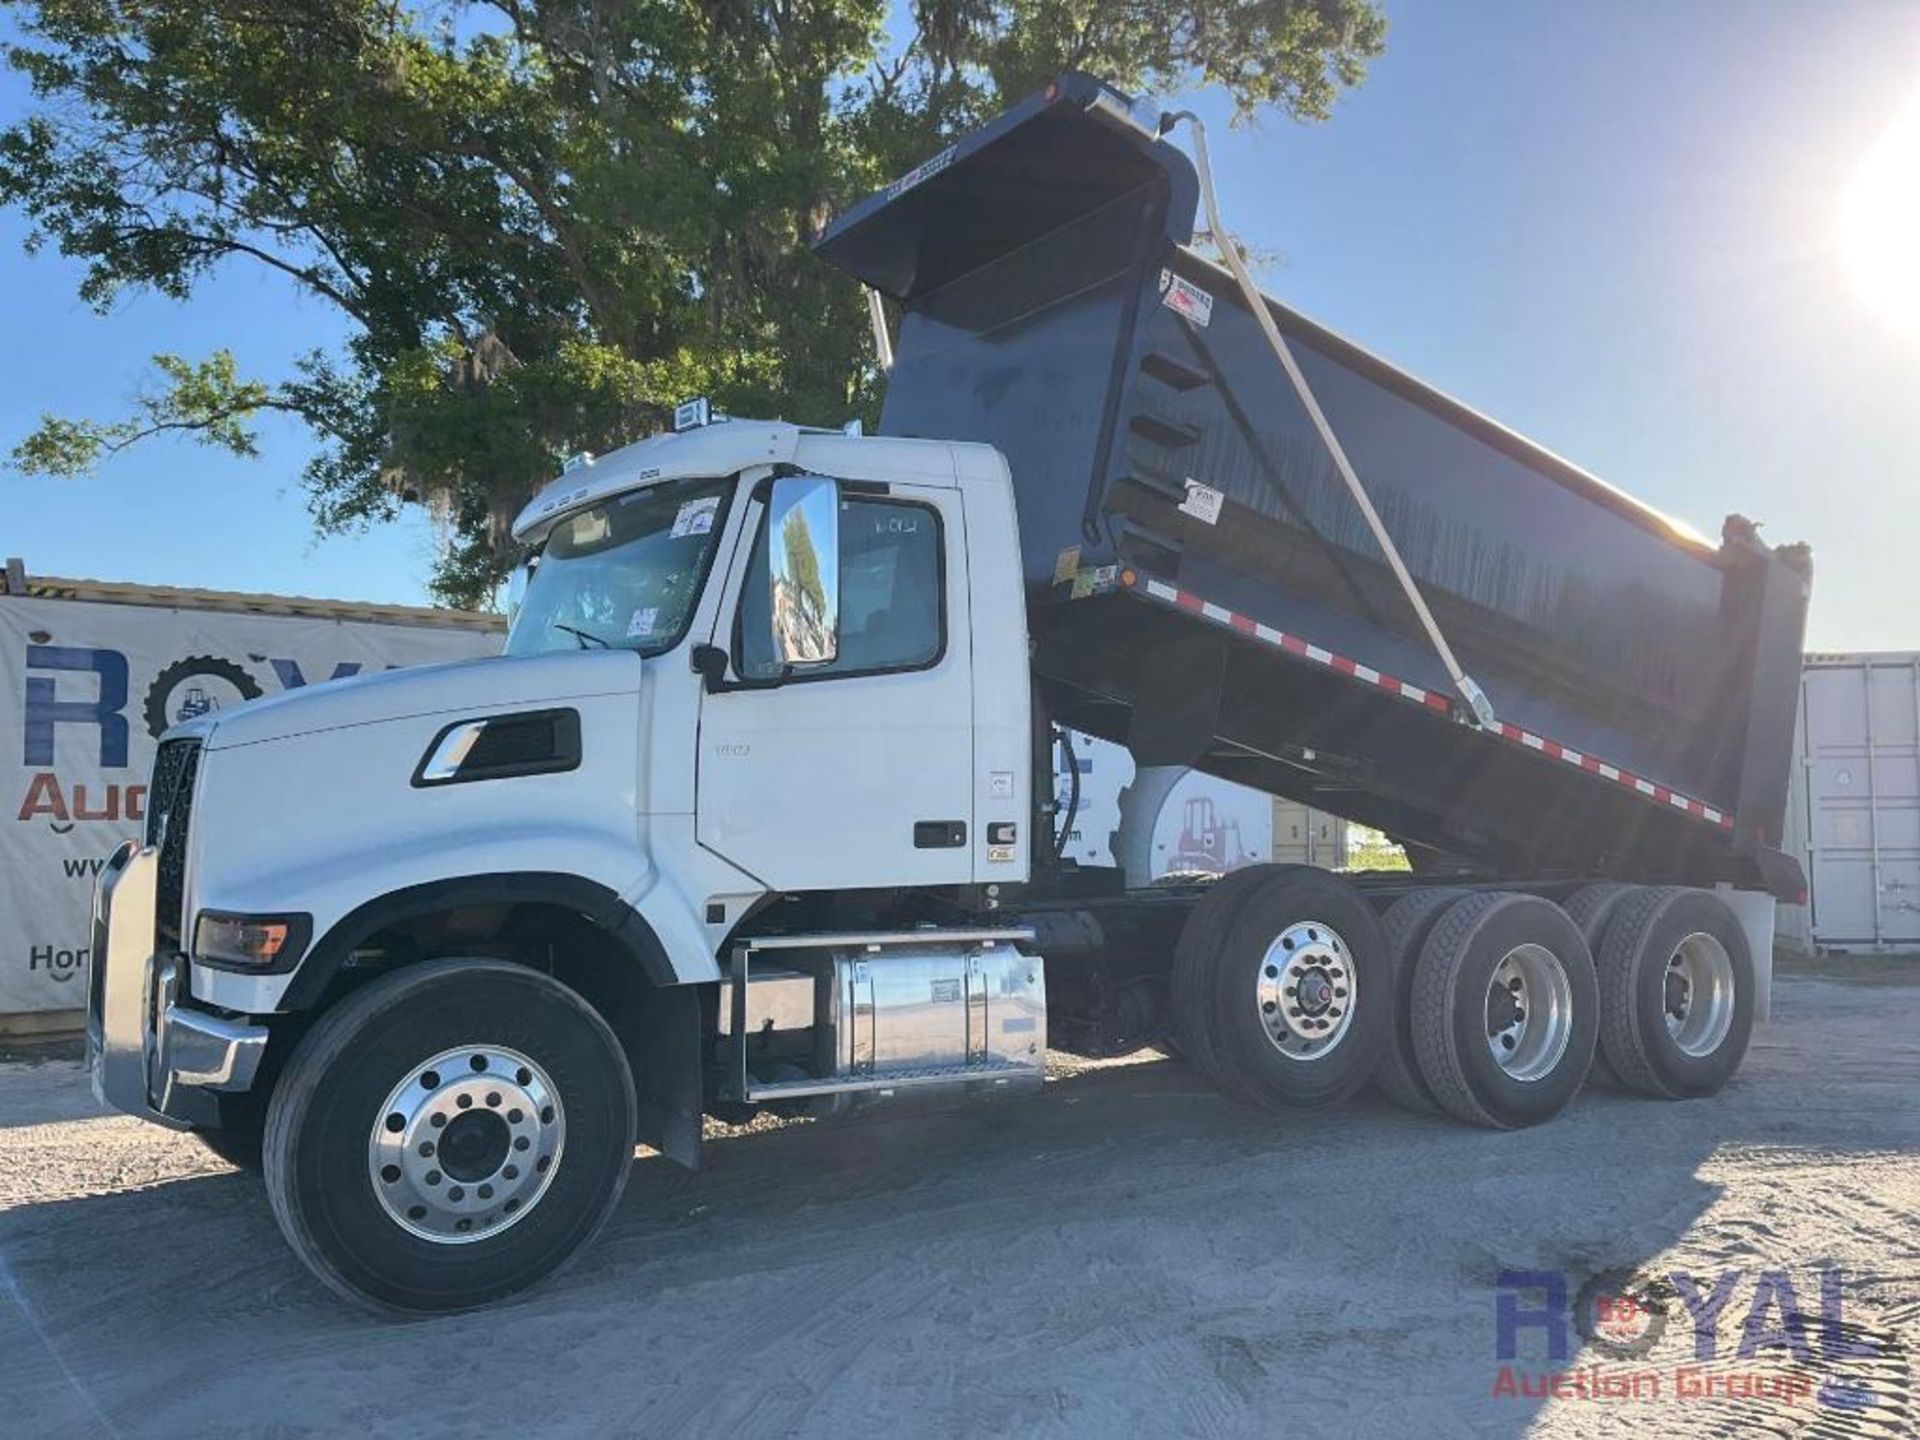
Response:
[88, 417, 1051, 1313]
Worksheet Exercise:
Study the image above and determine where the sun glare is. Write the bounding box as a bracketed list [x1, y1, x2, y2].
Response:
[1839, 89, 1920, 336]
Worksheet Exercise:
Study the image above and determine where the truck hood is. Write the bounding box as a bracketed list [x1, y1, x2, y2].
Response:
[198, 649, 643, 751]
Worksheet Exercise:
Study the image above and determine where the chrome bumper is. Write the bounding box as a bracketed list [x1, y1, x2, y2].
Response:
[86, 842, 269, 1130]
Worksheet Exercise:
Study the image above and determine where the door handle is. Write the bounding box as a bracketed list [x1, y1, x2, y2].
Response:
[913, 821, 967, 849]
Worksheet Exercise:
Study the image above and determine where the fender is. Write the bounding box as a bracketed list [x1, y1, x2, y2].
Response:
[278, 872, 676, 1011]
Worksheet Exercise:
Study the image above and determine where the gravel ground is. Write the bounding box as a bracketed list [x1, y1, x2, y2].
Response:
[2, 966, 1915, 1439]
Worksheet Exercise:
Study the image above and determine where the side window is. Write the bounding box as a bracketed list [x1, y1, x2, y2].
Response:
[739, 496, 943, 680]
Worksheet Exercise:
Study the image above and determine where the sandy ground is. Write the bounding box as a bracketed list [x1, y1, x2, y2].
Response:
[2, 968, 1916, 1439]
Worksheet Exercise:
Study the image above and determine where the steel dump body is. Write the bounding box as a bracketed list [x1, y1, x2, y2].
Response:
[817, 74, 1809, 896]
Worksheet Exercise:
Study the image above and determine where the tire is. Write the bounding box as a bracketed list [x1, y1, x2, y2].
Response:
[1595, 887, 1754, 1099]
[1561, 883, 1635, 1090]
[263, 959, 637, 1315]
[1170, 864, 1296, 1095]
[193, 1091, 267, 1171]
[1205, 868, 1389, 1109]
[1410, 892, 1598, 1129]
[1370, 888, 1462, 1114]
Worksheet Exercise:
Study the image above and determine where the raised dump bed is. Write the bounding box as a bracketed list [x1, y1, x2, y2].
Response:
[816, 72, 1810, 896]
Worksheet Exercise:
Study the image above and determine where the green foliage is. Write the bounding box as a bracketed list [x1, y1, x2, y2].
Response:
[780, 505, 827, 623]
[1, 0, 1385, 607]
[1344, 824, 1411, 873]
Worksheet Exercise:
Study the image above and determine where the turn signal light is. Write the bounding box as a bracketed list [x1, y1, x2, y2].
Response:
[193, 911, 310, 971]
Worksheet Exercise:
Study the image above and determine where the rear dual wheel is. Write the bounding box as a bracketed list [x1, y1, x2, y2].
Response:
[1594, 887, 1754, 1099]
[1370, 889, 1459, 1115]
[1409, 892, 1599, 1130]
[1561, 883, 1633, 1089]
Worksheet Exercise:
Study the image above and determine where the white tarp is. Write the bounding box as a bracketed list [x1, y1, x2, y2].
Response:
[0, 595, 500, 1016]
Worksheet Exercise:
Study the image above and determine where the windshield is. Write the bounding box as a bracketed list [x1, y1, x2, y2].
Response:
[506, 476, 732, 656]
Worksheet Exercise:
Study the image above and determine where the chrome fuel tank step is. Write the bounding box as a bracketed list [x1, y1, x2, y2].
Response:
[720, 928, 1045, 1104]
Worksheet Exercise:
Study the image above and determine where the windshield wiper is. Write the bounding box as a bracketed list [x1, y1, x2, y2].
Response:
[552, 623, 611, 649]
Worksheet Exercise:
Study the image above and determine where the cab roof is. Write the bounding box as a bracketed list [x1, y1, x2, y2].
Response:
[510, 419, 1006, 546]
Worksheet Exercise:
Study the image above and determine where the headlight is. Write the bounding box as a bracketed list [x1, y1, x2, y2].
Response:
[193, 911, 311, 971]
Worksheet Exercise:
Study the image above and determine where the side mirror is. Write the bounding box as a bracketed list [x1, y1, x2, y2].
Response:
[766, 475, 839, 668]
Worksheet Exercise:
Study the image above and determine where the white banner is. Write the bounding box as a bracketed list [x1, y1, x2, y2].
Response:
[0, 595, 500, 1016]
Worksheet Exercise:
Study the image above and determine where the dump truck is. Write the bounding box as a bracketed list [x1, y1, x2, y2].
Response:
[86, 74, 1810, 1314]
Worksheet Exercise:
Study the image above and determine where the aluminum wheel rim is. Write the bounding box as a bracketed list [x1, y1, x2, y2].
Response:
[1665, 932, 1735, 1058]
[1486, 943, 1573, 1082]
[1255, 920, 1355, 1061]
[367, 1044, 565, 1245]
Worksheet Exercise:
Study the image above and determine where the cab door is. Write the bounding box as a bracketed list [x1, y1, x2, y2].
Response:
[695, 475, 975, 890]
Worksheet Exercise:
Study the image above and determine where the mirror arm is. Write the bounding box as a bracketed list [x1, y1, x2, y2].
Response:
[692, 643, 790, 694]
[691, 643, 747, 694]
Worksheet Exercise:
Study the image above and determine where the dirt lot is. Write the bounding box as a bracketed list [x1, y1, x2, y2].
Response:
[3, 965, 1916, 1439]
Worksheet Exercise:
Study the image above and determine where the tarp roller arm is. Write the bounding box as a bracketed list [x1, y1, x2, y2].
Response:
[1162, 110, 1498, 731]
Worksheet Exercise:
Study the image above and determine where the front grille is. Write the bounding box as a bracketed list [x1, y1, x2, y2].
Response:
[147, 738, 201, 947]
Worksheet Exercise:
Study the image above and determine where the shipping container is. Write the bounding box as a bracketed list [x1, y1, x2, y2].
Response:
[1788, 652, 1920, 952]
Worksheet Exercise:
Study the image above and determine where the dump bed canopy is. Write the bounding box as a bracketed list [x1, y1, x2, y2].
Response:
[816, 75, 1810, 896]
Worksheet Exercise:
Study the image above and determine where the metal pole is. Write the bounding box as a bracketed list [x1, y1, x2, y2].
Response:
[866, 288, 894, 374]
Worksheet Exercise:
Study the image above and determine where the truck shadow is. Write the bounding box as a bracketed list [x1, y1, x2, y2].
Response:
[7, 1021, 1910, 1438]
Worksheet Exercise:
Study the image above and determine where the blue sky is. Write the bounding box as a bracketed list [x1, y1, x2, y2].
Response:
[3, 1, 1918, 648]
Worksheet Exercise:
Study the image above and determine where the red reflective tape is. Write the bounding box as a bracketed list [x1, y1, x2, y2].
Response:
[1118, 573, 1736, 833]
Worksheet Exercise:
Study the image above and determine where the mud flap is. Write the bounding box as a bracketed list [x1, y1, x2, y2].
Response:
[626, 984, 704, 1170]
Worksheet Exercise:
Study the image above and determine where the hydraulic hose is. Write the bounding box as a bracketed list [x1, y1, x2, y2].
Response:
[1053, 727, 1083, 864]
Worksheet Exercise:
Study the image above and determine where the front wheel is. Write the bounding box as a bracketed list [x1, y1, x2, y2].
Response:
[263, 959, 637, 1315]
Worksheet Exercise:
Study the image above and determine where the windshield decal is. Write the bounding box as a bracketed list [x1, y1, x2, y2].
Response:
[670, 496, 720, 539]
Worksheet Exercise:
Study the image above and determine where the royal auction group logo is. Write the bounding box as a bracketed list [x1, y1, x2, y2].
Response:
[1493, 1266, 1905, 1417]
[15, 644, 360, 831]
